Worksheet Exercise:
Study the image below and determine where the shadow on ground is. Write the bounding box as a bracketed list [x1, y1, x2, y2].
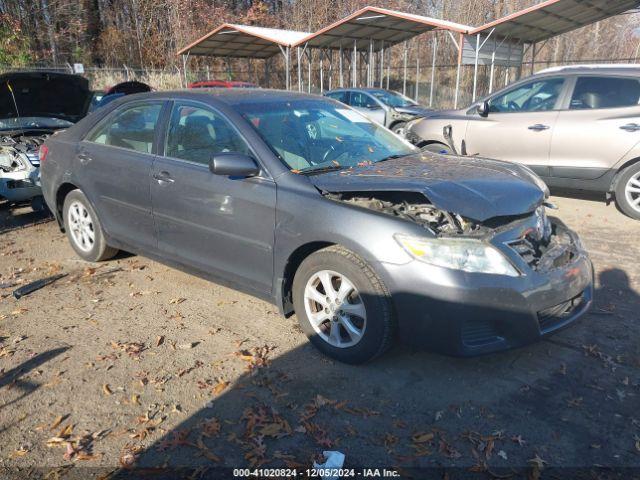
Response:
[103, 270, 640, 477]
[0, 201, 53, 234]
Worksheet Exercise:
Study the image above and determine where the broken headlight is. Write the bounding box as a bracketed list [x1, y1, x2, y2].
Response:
[395, 234, 520, 277]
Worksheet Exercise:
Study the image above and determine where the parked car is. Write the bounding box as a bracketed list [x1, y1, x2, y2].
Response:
[90, 80, 152, 111]
[0, 71, 92, 210]
[188, 80, 258, 89]
[405, 65, 640, 220]
[324, 88, 431, 134]
[40, 90, 593, 363]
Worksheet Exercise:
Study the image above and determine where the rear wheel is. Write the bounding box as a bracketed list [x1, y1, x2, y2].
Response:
[63, 189, 118, 262]
[614, 163, 640, 220]
[292, 246, 395, 364]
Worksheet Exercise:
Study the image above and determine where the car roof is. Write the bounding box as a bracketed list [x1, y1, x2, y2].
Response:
[113, 88, 328, 107]
[326, 87, 393, 94]
[536, 64, 640, 76]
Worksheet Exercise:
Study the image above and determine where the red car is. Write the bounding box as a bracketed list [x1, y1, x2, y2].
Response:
[188, 80, 258, 89]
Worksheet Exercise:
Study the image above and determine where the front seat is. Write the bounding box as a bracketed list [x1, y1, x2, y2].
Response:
[181, 115, 218, 162]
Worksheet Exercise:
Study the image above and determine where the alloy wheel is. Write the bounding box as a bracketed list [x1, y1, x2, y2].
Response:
[303, 270, 367, 348]
[67, 201, 95, 252]
[625, 172, 640, 213]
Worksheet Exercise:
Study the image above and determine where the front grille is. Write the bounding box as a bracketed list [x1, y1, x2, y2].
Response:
[537, 292, 584, 332]
[508, 227, 576, 272]
[461, 319, 503, 347]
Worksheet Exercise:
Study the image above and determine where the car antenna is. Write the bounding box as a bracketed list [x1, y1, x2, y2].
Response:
[6, 82, 26, 137]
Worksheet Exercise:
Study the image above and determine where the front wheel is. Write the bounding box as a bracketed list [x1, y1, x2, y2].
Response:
[63, 189, 118, 262]
[292, 246, 395, 364]
[391, 122, 407, 136]
[614, 163, 640, 220]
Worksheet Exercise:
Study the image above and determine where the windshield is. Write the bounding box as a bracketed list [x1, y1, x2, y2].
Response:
[370, 90, 417, 108]
[237, 99, 417, 173]
[0, 116, 74, 131]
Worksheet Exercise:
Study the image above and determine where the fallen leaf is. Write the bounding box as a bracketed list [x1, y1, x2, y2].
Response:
[103, 384, 113, 396]
[411, 432, 434, 443]
[211, 380, 229, 396]
[155, 335, 164, 347]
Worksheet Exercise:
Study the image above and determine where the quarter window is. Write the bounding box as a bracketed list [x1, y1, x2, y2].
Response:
[489, 78, 565, 113]
[570, 76, 640, 110]
[326, 91, 348, 103]
[165, 103, 250, 164]
[87, 103, 162, 153]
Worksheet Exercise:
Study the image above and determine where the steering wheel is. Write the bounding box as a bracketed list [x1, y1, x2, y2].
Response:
[507, 101, 520, 111]
[322, 142, 350, 164]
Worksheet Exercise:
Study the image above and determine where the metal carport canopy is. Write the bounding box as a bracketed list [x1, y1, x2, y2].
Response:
[470, 0, 640, 43]
[178, 23, 310, 58]
[293, 5, 471, 51]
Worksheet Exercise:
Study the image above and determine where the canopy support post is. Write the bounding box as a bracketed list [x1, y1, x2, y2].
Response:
[429, 34, 437, 107]
[453, 33, 463, 109]
[328, 50, 333, 91]
[352, 39, 357, 87]
[306, 49, 312, 93]
[415, 46, 420, 101]
[379, 41, 384, 88]
[297, 46, 302, 92]
[320, 49, 324, 93]
[402, 41, 408, 96]
[472, 34, 481, 102]
[339, 44, 344, 87]
[386, 47, 390, 89]
[530, 42, 537, 75]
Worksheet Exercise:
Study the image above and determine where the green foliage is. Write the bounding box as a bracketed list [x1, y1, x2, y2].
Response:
[0, 14, 32, 66]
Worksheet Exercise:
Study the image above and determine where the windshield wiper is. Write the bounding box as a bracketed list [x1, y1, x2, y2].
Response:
[377, 153, 412, 163]
[298, 164, 345, 175]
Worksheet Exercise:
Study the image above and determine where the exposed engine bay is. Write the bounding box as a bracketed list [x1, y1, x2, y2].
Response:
[324, 191, 484, 236]
[0, 131, 50, 206]
[0, 132, 48, 171]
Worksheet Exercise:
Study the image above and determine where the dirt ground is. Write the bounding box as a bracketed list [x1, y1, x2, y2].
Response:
[0, 193, 639, 479]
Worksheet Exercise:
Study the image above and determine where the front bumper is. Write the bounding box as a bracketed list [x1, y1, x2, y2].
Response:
[0, 168, 42, 202]
[377, 219, 593, 356]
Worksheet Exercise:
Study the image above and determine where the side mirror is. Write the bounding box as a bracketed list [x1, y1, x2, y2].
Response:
[209, 153, 260, 177]
[477, 100, 490, 117]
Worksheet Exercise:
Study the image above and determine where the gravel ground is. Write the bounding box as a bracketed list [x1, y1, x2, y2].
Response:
[0, 194, 639, 479]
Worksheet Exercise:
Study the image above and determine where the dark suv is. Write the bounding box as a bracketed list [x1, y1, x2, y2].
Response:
[40, 90, 593, 363]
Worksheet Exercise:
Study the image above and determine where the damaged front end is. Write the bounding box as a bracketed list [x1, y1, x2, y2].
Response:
[324, 190, 580, 276]
[0, 132, 49, 205]
[324, 191, 486, 236]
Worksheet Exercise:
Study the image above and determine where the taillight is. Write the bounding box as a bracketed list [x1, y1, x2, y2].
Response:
[39, 144, 49, 163]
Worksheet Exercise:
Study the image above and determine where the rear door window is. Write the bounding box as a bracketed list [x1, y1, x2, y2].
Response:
[570, 76, 640, 109]
[326, 91, 348, 103]
[350, 92, 379, 108]
[87, 103, 162, 153]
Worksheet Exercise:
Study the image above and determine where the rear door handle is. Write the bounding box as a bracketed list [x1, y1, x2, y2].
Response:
[620, 123, 640, 132]
[528, 124, 550, 131]
[152, 171, 175, 184]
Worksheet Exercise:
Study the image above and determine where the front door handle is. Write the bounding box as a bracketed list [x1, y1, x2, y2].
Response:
[528, 124, 550, 131]
[77, 152, 92, 165]
[152, 171, 175, 184]
[620, 123, 640, 132]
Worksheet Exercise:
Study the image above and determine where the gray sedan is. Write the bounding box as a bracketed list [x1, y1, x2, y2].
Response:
[40, 90, 593, 363]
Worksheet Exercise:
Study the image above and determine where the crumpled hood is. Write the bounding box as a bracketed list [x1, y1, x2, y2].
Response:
[394, 105, 433, 116]
[0, 72, 91, 122]
[309, 153, 546, 222]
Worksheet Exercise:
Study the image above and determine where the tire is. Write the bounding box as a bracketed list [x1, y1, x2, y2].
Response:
[292, 245, 395, 364]
[63, 189, 118, 262]
[614, 163, 640, 220]
[421, 142, 451, 155]
[391, 122, 407, 136]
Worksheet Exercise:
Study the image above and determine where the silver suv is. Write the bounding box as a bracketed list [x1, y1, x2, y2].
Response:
[406, 65, 640, 219]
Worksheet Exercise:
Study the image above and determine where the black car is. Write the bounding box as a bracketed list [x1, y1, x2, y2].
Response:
[40, 90, 593, 363]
